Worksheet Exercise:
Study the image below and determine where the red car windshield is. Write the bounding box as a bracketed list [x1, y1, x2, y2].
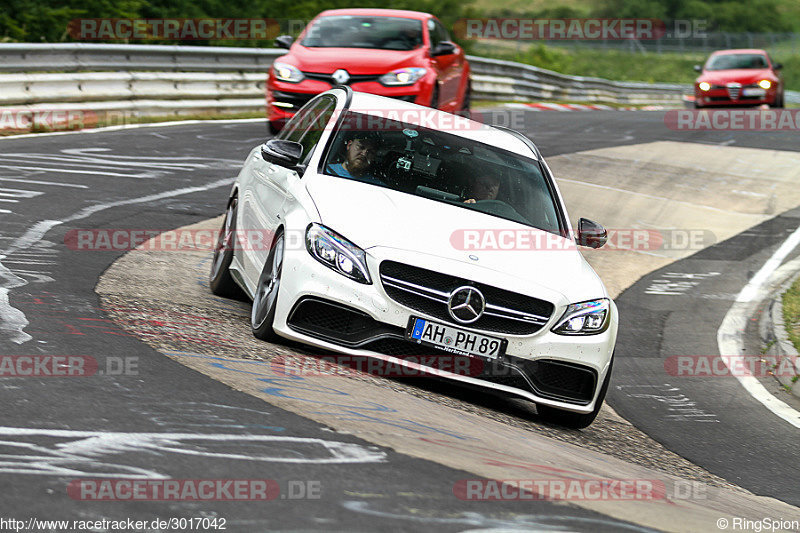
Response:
[300, 16, 424, 51]
[706, 53, 769, 70]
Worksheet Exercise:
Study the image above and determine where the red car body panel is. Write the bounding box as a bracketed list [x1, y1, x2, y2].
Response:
[694, 49, 784, 108]
[266, 8, 470, 128]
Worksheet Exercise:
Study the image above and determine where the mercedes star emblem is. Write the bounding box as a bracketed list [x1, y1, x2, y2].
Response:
[448, 286, 486, 324]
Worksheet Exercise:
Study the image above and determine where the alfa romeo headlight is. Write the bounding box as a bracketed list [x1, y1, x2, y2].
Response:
[552, 299, 610, 335]
[306, 223, 371, 284]
[273, 61, 305, 83]
[379, 67, 426, 86]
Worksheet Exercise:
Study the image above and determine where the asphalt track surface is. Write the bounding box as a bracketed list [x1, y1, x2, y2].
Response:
[0, 110, 798, 529]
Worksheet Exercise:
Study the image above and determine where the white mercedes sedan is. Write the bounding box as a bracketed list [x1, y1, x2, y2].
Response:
[210, 86, 617, 428]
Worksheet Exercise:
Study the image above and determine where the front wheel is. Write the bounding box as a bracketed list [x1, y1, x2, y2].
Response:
[209, 197, 244, 299]
[251, 232, 284, 342]
[536, 357, 613, 429]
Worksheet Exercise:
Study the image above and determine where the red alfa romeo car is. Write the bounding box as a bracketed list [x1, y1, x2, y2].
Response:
[694, 49, 784, 108]
[266, 8, 471, 133]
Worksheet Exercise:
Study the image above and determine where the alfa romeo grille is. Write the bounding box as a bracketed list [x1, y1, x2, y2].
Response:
[726, 84, 741, 100]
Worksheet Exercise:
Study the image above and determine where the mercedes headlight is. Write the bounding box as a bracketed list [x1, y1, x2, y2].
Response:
[306, 223, 371, 284]
[273, 61, 305, 83]
[552, 299, 610, 335]
[379, 67, 426, 86]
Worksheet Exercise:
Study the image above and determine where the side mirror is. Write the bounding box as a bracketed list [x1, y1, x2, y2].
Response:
[693, 65, 702, 72]
[275, 35, 294, 49]
[576, 218, 607, 249]
[774, 62, 783, 70]
[261, 139, 303, 169]
[432, 41, 457, 57]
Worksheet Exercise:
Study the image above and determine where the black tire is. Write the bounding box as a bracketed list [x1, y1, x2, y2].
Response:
[536, 357, 614, 429]
[773, 93, 785, 108]
[251, 231, 284, 342]
[693, 100, 703, 109]
[209, 197, 245, 299]
[430, 85, 440, 110]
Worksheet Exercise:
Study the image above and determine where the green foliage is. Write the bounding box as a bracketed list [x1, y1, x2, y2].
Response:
[478, 43, 800, 91]
[0, 0, 478, 46]
[784, 276, 800, 355]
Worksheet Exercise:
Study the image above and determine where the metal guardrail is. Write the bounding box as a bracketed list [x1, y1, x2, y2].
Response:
[0, 43, 795, 127]
[0, 43, 284, 72]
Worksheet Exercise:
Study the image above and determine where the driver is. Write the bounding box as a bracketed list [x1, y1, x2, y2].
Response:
[464, 174, 501, 203]
[326, 132, 382, 184]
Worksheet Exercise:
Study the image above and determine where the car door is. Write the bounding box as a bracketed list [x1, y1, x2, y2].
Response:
[241, 96, 336, 284]
[428, 18, 464, 108]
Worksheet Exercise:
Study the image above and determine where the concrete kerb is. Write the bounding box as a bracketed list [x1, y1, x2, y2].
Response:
[761, 271, 800, 397]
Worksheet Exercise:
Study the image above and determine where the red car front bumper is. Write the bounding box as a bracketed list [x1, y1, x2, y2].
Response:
[695, 85, 778, 107]
[266, 77, 432, 123]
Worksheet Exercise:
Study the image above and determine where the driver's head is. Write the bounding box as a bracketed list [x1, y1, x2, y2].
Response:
[469, 174, 501, 200]
[344, 133, 379, 176]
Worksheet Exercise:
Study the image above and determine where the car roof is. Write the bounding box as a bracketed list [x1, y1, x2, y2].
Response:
[316, 8, 433, 21]
[345, 91, 539, 160]
[710, 49, 768, 56]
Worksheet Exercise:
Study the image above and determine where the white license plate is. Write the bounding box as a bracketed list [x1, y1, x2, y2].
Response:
[406, 317, 506, 360]
[742, 88, 766, 96]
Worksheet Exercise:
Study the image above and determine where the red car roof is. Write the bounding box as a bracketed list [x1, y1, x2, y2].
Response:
[710, 49, 768, 56]
[316, 8, 433, 20]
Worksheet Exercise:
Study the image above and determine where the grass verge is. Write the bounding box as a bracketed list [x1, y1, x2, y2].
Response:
[473, 43, 800, 91]
[782, 275, 800, 353]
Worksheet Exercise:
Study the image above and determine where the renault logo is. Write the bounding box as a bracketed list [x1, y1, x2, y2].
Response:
[448, 286, 485, 324]
[332, 69, 350, 85]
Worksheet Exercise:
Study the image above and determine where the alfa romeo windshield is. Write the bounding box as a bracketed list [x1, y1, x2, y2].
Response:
[320, 111, 563, 234]
[706, 53, 769, 70]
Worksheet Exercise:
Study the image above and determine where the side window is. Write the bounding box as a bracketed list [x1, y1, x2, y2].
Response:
[297, 100, 336, 167]
[279, 96, 329, 142]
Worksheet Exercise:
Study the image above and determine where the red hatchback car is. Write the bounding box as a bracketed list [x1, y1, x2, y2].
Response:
[694, 49, 785, 108]
[266, 8, 471, 133]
